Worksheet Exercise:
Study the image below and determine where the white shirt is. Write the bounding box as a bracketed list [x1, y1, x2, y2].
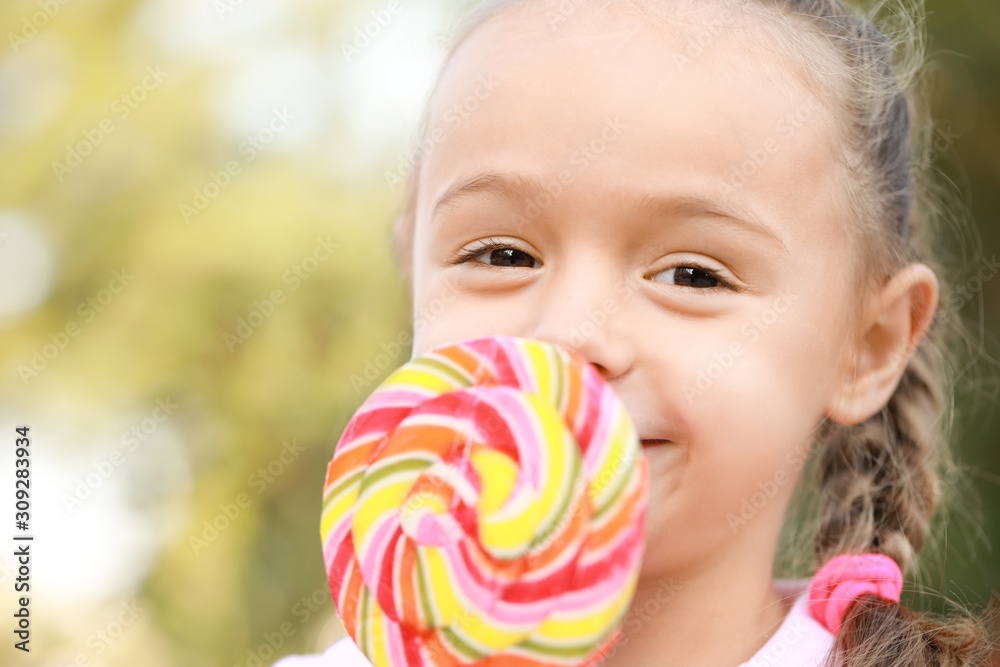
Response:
[272, 578, 836, 666]
[737, 579, 836, 667]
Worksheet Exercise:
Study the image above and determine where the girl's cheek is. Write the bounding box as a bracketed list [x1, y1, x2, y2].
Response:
[674, 331, 752, 406]
[411, 294, 511, 355]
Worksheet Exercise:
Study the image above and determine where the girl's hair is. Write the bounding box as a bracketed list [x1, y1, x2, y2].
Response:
[388, 0, 996, 664]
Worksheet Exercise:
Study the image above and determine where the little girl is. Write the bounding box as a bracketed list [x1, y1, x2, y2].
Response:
[278, 0, 993, 664]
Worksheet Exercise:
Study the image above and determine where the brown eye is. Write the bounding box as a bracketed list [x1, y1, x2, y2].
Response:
[651, 264, 734, 291]
[450, 239, 541, 269]
[672, 266, 720, 288]
[479, 247, 536, 267]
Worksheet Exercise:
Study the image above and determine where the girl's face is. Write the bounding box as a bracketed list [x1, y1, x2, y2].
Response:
[408, 1, 858, 579]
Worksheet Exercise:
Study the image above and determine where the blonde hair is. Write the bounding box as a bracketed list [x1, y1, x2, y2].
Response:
[389, 0, 996, 663]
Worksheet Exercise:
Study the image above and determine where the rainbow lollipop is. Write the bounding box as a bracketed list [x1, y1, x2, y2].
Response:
[322, 335, 648, 666]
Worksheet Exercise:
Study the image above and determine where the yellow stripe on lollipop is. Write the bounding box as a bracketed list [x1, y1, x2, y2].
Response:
[452, 609, 533, 654]
[422, 547, 465, 626]
[531, 397, 576, 542]
[361, 588, 391, 667]
[353, 478, 413, 553]
[535, 568, 637, 643]
[525, 339, 555, 397]
[321, 481, 360, 539]
[590, 408, 637, 513]
[384, 365, 458, 395]
[471, 417, 534, 556]
[471, 449, 518, 515]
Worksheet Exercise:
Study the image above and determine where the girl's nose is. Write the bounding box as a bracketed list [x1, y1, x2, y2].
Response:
[527, 285, 635, 381]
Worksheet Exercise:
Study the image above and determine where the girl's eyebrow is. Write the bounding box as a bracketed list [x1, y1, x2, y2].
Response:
[432, 171, 544, 214]
[433, 170, 789, 255]
[633, 191, 790, 255]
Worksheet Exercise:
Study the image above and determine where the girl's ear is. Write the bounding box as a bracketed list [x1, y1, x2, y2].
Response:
[826, 263, 940, 426]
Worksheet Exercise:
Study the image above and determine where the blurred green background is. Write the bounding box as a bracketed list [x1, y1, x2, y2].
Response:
[0, 0, 996, 665]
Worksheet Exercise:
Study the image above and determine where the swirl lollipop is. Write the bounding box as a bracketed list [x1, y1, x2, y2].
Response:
[322, 335, 648, 666]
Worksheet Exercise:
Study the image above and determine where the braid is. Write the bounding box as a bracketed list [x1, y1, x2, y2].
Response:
[814, 338, 940, 571]
[813, 340, 993, 665]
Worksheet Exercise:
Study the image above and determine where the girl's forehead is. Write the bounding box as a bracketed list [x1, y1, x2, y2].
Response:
[418, 0, 845, 241]
[425, 0, 835, 147]
[434, 0, 800, 85]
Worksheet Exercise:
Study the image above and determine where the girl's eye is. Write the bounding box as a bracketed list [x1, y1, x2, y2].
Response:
[449, 239, 541, 268]
[651, 263, 735, 291]
[449, 241, 735, 292]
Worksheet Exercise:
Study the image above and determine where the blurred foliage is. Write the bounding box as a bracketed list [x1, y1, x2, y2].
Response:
[0, 0, 995, 665]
